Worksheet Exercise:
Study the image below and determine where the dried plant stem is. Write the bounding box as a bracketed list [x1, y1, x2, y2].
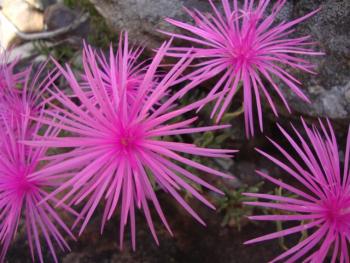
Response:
[0, 11, 89, 41]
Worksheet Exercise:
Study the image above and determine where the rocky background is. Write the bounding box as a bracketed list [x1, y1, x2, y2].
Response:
[0, 0, 349, 262]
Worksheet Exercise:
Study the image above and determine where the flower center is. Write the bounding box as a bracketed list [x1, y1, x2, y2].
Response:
[16, 177, 33, 194]
[119, 135, 135, 149]
[229, 18, 259, 65]
[116, 124, 145, 154]
[231, 41, 256, 66]
[322, 196, 350, 233]
[8, 164, 39, 196]
[11, 172, 37, 198]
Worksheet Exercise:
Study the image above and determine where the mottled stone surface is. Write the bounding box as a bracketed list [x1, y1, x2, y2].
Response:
[88, 0, 211, 49]
[44, 3, 90, 39]
[277, 0, 350, 120]
[44, 3, 76, 30]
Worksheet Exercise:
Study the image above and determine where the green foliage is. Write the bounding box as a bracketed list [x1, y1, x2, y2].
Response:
[271, 187, 309, 251]
[33, 40, 79, 64]
[217, 182, 263, 231]
[193, 129, 233, 149]
[221, 106, 244, 123]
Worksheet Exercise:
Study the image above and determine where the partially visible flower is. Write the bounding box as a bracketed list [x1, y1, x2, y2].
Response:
[0, 62, 76, 263]
[0, 61, 56, 132]
[0, 52, 28, 124]
[0, 51, 27, 94]
[244, 119, 350, 262]
[27, 34, 237, 250]
[163, 0, 322, 137]
[81, 33, 161, 106]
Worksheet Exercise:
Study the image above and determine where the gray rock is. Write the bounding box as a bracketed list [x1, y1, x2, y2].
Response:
[44, 3, 75, 30]
[88, 0, 211, 49]
[44, 3, 90, 39]
[277, 0, 350, 120]
[89, 0, 350, 120]
[7, 42, 41, 62]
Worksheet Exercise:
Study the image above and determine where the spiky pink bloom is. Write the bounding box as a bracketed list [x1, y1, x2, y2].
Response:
[0, 53, 27, 94]
[244, 119, 350, 262]
[81, 36, 149, 105]
[0, 63, 76, 263]
[27, 35, 236, 250]
[163, 0, 322, 137]
[0, 53, 28, 125]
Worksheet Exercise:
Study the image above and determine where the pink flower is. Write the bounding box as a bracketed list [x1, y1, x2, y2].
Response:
[244, 119, 350, 262]
[0, 52, 27, 95]
[81, 35, 149, 105]
[0, 64, 76, 263]
[0, 53, 28, 125]
[28, 34, 236, 250]
[163, 0, 322, 137]
[0, 61, 56, 133]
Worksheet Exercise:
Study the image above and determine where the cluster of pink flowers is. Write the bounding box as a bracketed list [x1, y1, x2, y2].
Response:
[0, 58, 76, 262]
[1, 0, 347, 262]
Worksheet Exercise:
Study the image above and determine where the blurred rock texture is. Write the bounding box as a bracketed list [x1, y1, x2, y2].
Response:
[0, 0, 88, 49]
[0, 0, 46, 47]
[89, 0, 350, 122]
